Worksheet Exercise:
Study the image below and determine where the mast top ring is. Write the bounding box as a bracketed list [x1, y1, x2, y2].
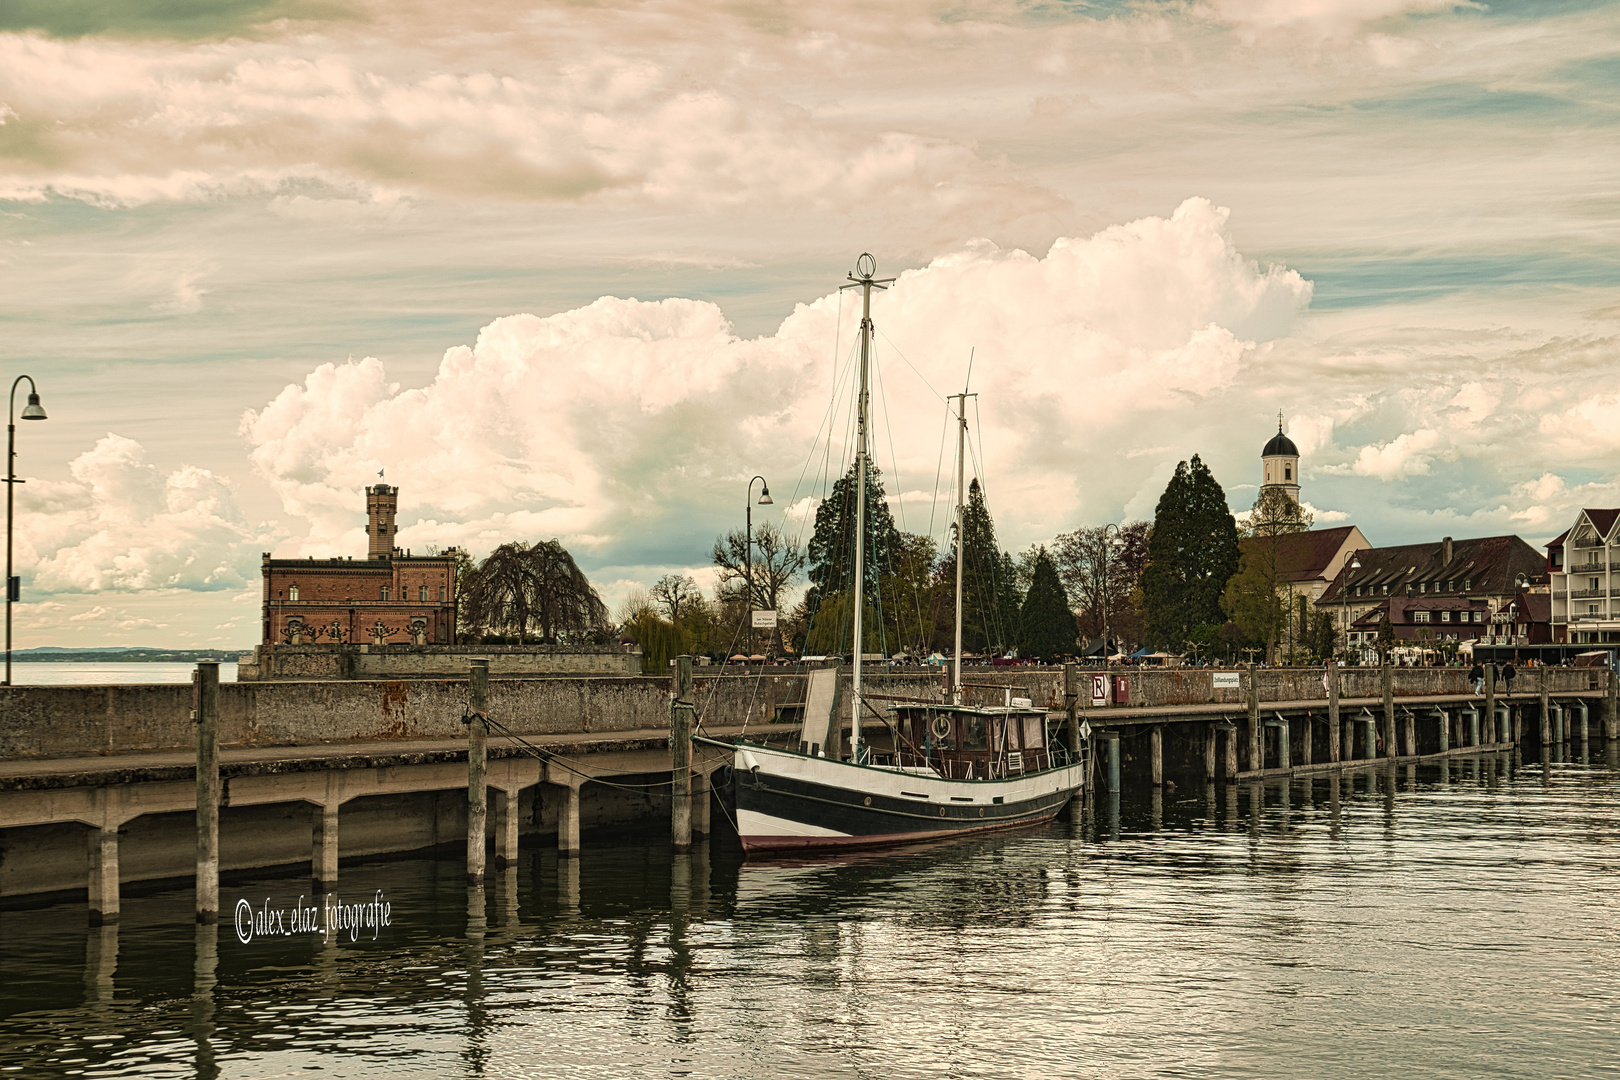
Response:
[855, 252, 876, 279]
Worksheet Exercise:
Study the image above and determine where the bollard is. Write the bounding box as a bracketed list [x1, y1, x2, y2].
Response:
[194, 660, 220, 925]
[671, 655, 694, 852]
[1099, 731, 1121, 793]
[467, 658, 489, 885]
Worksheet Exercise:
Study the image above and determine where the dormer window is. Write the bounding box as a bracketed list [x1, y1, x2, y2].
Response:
[1464, 578, 1471, 590]
[289, 584, 299, 601]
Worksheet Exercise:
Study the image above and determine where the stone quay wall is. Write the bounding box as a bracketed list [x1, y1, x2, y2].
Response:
[0, 665, 1602, 762]
[238, 643, 643, 681]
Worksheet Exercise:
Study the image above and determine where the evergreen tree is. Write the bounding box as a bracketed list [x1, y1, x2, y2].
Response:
[936, 479, 1020, 654]
[805, 462, 902, 603]
[1017, 547, 1077, 660]
[1140, 455, 1240, 651]
[1221, 488, 1313, 664]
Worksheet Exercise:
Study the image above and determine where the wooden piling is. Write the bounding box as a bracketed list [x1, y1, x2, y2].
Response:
[1437, 708, 1450, 754]
[672, 655, 693, 853]
[194, 660, 220, 924]
[1327, 664, 1340, 765]
[1247, 663, 1261, 772]
[1204, 723, 1217, 781]
[1484, 664, 1497, 745]
[1150, 725, 1163, 786]
[1381, 660, 1395, 760]
[692, 770, 711, 838]
[1221, 721, 1238, 780]
[1301, 714, 1313, 768]
[1064, 663, 1081, 764]
[1608, 668, 1619, 740]
[1539, 667, 1552, 746]
[467, 658, 488, 885]
[1403, 710, 1416, 758]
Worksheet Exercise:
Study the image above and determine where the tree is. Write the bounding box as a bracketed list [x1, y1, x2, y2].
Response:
[876, 532, 940, 657]
[805, 462, 902, 603]
[1017, 548, 1077, 660]
[1052, 520, 1150, 652]
[460, 539, 609, 644]
[1221, 487, 1313, 664]
[940, 478, 1021, 654]
[1140, 455, 1240, 651]
[712, 522, 806, 652]
[650, 574, 704, 623]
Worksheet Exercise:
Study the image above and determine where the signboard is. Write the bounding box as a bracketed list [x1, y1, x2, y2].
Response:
[1212, 672, 1241, 690]
[1091, 673, 1109, 707]
[750, 610, 777, 629]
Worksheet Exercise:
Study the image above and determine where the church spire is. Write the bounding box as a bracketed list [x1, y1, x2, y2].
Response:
[1260, 415, 1300, 505]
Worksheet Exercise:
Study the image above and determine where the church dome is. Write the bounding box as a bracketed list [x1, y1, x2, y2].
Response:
[1262, 428, 1297, 458]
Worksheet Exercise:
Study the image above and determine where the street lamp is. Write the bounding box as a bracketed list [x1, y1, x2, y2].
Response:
[1338, 553, 1362, 665]
[1100, 523, 1123, 665]
[746, 476, 772, 658]
[6, 376, 48, 686]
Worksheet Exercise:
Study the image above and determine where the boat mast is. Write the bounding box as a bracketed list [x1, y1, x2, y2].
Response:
[950, 391, 973, 704]
[843, 253, 891, 761]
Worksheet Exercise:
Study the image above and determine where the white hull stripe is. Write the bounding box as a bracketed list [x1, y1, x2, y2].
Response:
[736, 808, 850, 839]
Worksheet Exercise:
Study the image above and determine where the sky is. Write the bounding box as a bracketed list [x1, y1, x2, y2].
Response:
[2, 0, 1618, 649]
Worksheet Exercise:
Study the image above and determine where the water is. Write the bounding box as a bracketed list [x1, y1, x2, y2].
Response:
[6, 662, 238, 685]
[2, 753, 1617, 1079]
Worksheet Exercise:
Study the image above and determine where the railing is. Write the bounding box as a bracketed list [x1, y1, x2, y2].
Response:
[1570, 588, 1610, 599]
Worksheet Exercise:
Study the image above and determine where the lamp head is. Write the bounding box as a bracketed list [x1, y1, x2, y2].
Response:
[20, 392, 45, 421]
[757, 482, 772, 506]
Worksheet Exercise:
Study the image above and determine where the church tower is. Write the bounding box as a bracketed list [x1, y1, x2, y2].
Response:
[1260, 415, 1300, 506]
[366, 483, 399, 559]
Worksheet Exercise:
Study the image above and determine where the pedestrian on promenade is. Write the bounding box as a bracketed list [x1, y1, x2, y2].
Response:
[1468, 661, 1484, 695]
[1502, 661, 1517, 697]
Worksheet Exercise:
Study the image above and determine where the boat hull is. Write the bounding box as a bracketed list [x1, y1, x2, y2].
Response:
[715, 740, 1084, 854]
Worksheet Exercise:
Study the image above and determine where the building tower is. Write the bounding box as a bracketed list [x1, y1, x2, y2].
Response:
[366, 483, 399, 559]
[1260, 414, 1300, 506]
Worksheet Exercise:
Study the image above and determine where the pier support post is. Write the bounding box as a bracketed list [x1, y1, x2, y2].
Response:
[672, 655, 694, 853]
[494, 789, 520, 868]
[692, 770, 711, 838]
[312, 801, 338, 887]
[1576, 701, 1590, 745]
[1247, 663, 1261, 772]
[1204, 724, 1217, 781]
[467, 658, 489, 886]
[194, 660, 220, 925]
[1099, 731, 1121, 793]
[1150, 725, 1164, 786]
[1220, 721, 1238, 780]
[1540, 668, 1552, 746]
[1467, 707, 1480, 748]
[1608, 669, 1620, 740]
[1064, 663, 1081, 765]
[88, 822, 120, 926]
[1382, 660, 1396, 760]
[1485, 664, 1497, 745]
[558, 782, 582, 857]
[1301, 715, 1313, 768]
[1436, 708, 1449, 754]
[1361, 717, 1377, 761]
[1327, 664, 1341, 765]
[1341, 713, 1353, 762]
[1403, 710, 1416, 758]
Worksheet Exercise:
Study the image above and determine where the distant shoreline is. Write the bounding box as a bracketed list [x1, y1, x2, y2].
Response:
[11, 651, 250, 663]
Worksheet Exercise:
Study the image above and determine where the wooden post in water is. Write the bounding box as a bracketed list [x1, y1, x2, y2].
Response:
[1064, 663, 1080, 764]
[671, 655, 694, 853]
[1204, 723, 1217, 781]
[1539, 666, 1552, 746]
[1608, 668, 1620, 740]
[1327, 664, 1341, 765]
[1484, 664, 1497, 746]
[194, 660, 220, 925]
[1247, 663, 1261, 772]
[1150, 725, 1164, 786]
[467, 658, 488, 886]
[1381, 660, 1395, 760]
[1222, 721, 1238, 780]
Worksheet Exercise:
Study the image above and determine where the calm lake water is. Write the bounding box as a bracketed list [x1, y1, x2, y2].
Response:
[7, 662, 239, 685]
[2, 750, 1617, 1079]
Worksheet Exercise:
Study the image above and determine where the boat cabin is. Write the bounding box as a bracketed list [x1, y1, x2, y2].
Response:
[880, 704, 1059, 780]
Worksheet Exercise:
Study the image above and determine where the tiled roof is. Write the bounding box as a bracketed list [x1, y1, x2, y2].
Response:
[1584, 509, 1620, 539]
[1350, 596, 1489, 627]
[1240, 525, 1358, 582]
[1318, 534, 1547, 605]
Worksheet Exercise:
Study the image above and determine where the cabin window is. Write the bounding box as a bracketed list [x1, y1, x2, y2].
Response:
[1023, 716, 1045, 750]
[289, 584, 299, 601]
[964, 716, 988, 751]
[380, 586, 389, 601]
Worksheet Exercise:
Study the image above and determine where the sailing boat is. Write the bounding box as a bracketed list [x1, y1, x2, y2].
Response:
[696, 254, 1088, 854]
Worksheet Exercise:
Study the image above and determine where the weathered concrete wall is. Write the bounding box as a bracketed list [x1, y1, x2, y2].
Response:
[0, 665, 1603, 761]
[240, 642, 642, 680]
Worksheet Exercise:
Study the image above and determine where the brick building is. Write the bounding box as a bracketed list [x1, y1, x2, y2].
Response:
[260, 485, 460, 646]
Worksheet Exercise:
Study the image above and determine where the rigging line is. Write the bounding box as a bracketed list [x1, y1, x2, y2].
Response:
[874, 327, 947, 404]
[872, 346, 931, 657]
[783, 309, 860, 555]
[480, 714, 678, 793]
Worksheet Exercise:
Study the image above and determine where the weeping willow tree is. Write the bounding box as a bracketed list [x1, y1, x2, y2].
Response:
[461, 539, 609, 643]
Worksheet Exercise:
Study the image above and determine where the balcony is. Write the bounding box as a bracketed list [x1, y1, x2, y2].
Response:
[1570, 588, 1609, 599]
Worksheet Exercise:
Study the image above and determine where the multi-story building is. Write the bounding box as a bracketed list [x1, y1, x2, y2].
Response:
[1346, 595, 1493, 650]
[260, 485, 460, 646]
[1546, 509, 1620, 646]
[1316, 534, 1548, 657]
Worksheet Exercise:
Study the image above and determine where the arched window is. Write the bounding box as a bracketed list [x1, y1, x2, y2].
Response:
[289, 584, 299, 601]
[380, 585, 389, 601]
[1284, 466, 1291, 481]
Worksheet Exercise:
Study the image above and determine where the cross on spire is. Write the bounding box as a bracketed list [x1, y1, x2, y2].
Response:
[1278, 409, 1284, 432]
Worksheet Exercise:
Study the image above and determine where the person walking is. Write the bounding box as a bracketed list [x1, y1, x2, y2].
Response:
[1502, 661, 1517, 697]
[1469, 661, 1484, 696]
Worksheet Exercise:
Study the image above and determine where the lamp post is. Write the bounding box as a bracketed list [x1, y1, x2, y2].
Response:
[1100, 523, 1123, 665]
[1338, 553, 1362, 665]
[746, 476, 772, 658]
[6, 376, 48, 686]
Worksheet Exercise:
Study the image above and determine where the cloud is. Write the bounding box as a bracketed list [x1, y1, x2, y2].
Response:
[242, 198, 1311, 561]
[17, 434, 266, 594]
[1198, 0, 1472, 38]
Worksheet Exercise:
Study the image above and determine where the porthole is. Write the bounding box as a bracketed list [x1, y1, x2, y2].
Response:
[978, 808, 985, 817]
[938, 807, 946, 817]
[863, 796, 871, 806]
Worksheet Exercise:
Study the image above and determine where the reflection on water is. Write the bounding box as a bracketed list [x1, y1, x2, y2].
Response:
[7, 662, 239, 685]
[3, 750, 1618, 1079]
